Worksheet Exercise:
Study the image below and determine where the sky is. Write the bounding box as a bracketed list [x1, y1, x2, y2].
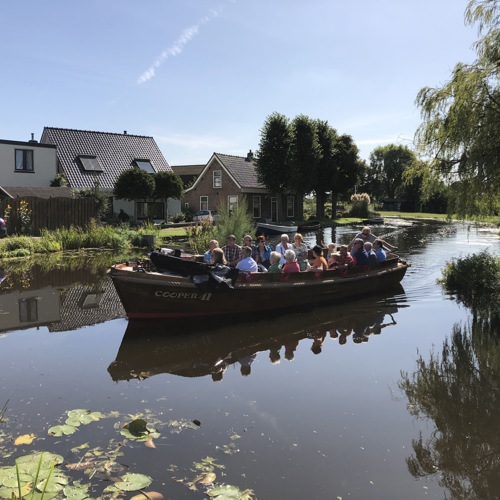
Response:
[1, 0, 478, 166]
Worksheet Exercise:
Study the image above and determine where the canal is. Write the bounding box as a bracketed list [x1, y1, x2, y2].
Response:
[0, 219, 499, 499]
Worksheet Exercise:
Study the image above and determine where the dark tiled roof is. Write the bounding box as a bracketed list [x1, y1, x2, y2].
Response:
[1, 186, 74, 199]
[40, 127, 171, 190]
[214, 153, 262, 189]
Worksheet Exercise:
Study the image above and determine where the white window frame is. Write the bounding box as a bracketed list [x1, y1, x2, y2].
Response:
[213, 170, 222, 188]
[200, 196, 208, 210]
[228, 195, 238, 213]
[287, 196, 294, 218]
[253, 195, 261, 219]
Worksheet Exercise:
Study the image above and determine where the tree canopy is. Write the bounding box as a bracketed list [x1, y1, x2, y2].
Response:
[153, 171, 183, 201]
[414, 0, 500, 217]
[114, 168, 155, 201]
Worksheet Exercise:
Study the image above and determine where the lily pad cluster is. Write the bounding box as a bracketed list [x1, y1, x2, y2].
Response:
[48, 409, 105, 437]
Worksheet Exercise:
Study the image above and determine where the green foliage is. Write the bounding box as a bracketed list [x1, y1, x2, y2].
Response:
[415, 0, 500, 218]
[153, 171, 183, 200]
[185, 219, 214, 254]
[439, 250, 500, 318]
[349, 193, 371, 218]
[49, 173, 68, 187]
[114, 168, 155, 201]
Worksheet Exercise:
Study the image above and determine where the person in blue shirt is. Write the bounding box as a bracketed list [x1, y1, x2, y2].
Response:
[203, 240, 218, 264]
[350, 238, 370, 266]
[373, 239, 387, 262]
[364, 241, 378, 264]
[236, 246, 258, 272]
[254, 235, 272, 269]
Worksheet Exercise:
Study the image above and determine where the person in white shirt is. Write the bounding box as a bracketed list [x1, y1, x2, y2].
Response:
[236, 246, 258, 272]
[275, 234, 294, 265]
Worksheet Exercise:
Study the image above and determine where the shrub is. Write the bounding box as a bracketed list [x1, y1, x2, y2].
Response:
[349, 193, 371, 218]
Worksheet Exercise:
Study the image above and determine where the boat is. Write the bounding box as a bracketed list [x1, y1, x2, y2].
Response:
[297, 220, 321, 232]
[256, 222, 298, 236]
[108, 252, 410, 319]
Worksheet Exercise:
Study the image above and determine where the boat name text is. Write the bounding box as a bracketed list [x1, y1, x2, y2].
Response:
[154, 291, 212, 301]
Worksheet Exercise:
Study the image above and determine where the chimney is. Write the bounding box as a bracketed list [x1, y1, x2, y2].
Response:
[29, 133, 38, 143]
[245, 149, 254, 161]
[124, 130, 127, 135]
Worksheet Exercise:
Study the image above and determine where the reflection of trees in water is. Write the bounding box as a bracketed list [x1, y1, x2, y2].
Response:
[400, 318, 500, 500]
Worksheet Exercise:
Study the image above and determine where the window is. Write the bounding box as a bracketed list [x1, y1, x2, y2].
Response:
[19, 298, 38, 322]
[228, 195, 238, 213]
[15, 149, 34, 171]
[253, 195, 261, 218]
[200, 196, 208, 210]
[79, 155, 102, 172]
[213, 170, 222, 188]
[80, 291, 103, 309]
[287, 196, 295, 218]
[135, 159, 155, 173]
[184, 203, 189, 210]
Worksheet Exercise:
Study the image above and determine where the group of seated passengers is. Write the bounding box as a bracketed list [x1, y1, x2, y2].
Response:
[204, 226, 391, 274]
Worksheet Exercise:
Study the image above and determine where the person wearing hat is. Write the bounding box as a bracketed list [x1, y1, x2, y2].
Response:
[310, 245, 327, 271]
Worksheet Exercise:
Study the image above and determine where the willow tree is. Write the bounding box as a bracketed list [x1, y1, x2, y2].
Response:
[255, 112, 292, 221]
[414, 0, 500, 217]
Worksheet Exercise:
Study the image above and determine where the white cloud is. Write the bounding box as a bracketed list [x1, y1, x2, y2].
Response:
[137, 8, 221, 84]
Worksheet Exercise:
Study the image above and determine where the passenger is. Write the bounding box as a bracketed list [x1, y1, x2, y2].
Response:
[350, 238, 370, 266]
[203, 239, 218, 264]
[222, 234, 242, 266]
[255, 235, 272, 269]
[309, 245, 327, 271]
[268, 251, 282, 273]
[364, 241, 378, 264]
[326, 243, 337, 262]
[276, 234, 293, 265]
[373, 239, 387, 262]
[242, 235, 256, 255]
[282, 248, 300, 273]
[292, 233, 310, 271]
[212, 247, 229, 269]
[333, 244, 354, 268]
[236, 246, 259, 272]
[0, 217, 7, 239]
[347, 226, 397, 252]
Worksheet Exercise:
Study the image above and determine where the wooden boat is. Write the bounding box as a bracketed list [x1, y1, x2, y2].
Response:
[108, 253, 410, 319]
[297, 220, 321, 232]
[256, 222, 298, 236]
[107, 290, 402, 381]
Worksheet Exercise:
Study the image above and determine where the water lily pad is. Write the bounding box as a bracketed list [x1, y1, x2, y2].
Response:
[67, 409, 105, 425]
[63, 481, 92, 500]
[207, 484, 255, 499]
[37, 472, 68, 493]
[48, 424, 77, 437]
[14, 433, 36, 445]
[113, 473, 152, 492]
[15, 452, 64, 474]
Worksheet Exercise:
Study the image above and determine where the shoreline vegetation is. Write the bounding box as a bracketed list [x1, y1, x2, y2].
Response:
[0, 212, 498, 260]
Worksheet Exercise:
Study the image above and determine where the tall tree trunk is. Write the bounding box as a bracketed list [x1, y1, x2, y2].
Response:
[316, 192, 325, 220]
[331, 192, 339, 218]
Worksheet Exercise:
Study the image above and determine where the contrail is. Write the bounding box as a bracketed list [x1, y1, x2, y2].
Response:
[137, 8, 221, 84]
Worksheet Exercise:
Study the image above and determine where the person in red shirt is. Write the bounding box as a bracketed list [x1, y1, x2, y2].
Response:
[282, 249, 300, 273]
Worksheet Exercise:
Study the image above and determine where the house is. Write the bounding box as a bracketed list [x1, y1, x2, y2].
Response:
[170, 164, 204, 189]
[40, 127, 180, 222]
[0, 134, 58, 193]
[182, 151, 300, 222]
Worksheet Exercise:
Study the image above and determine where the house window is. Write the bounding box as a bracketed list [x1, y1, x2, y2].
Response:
[200, 196, 208, 210]
[213, 170, 222, 188]
[15, 149, 34, 172]
[19, 298, 38, 322]
[80, 291, 102, 309]
[287, 196, 294, 218]
[253, 196, 261, 218]
[135, 159, 155, 173]
[79, 155, 103, 172]
[184, 203, 189, 210]
[137, 201, 164, 219]
[228, 195, 238, 213]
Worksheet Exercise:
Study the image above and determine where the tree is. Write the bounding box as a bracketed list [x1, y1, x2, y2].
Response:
[368, 144, 417, 201]
[154, 171, 183, 222]
[314, 120, 338, 219]
[255, 112, 292, 221]
[114, 168, 155, 201]
[414, 0, 500, 217]
[289, 115, 321, 219]
[331, 134, 364, 212]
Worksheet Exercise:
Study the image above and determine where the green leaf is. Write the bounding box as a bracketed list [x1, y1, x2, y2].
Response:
[48, 424, 77, 437]
[207, 484, 248, 499]
[114, 473, 152, 492]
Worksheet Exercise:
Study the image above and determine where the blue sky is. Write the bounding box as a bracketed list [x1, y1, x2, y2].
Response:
[1, 0, 477, 166]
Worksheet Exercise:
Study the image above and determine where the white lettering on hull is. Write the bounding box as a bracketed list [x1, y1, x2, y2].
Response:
[154, 291, 212, 301]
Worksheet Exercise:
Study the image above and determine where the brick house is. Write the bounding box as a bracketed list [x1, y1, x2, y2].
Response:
[182, 151, 299, 222]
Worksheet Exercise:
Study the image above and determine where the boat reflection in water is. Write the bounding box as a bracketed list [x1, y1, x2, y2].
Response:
[108, 286, 406, 382]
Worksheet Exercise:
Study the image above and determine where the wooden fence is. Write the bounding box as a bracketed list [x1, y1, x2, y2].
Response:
[0, 196, 97, 235]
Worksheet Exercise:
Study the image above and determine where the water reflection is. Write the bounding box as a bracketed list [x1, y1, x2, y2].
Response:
[108, 287, 405, 382]
[400, 316, 500, 500]
[0, 258, 124, 333]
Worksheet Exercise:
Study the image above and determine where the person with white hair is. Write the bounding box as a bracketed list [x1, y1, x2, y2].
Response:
[347, 226, 397, 252]
[275, 234, 293, 265]
[282, 248, 300, 273]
